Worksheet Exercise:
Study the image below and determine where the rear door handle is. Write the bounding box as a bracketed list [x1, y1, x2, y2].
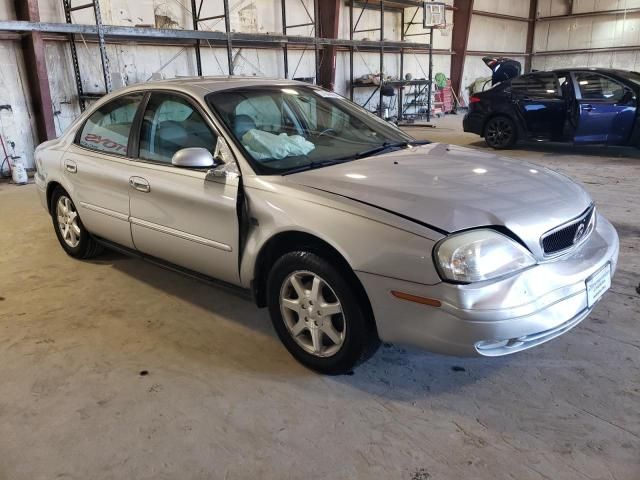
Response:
[64, 160, 77, 173]
[582, 104, 594, 112]
[129, 176, 150, 193]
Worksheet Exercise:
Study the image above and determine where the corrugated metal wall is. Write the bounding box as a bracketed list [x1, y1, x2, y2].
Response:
[534, 0, 640, 70]
[0, 0, 452, 168]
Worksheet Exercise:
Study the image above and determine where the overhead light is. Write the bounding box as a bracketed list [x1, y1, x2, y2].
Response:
[579, 80, 589, 85]
[281, 88, 298, 95]
[473, 168, 487, 174]
[529, 169, 538, 174]
[345, 173, 367, 179]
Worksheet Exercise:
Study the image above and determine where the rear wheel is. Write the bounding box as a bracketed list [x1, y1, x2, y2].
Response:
[267, 251, 379, 374]
[484, 116, 517, 149]
[50, 187, 102, 259]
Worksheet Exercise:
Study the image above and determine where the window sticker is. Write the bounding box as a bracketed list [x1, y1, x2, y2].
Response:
[313, 90, 342, 99]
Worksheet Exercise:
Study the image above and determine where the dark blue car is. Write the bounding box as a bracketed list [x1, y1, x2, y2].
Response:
[463, 62, 640, 149]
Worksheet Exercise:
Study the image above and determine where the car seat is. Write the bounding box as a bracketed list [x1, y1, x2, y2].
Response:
[233, 114, 257, 139]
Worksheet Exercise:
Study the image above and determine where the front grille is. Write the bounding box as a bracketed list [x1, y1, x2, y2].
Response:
[541, 206, 595, 256]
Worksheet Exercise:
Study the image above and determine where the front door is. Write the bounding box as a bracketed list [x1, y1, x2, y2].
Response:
[63, 92, 145, 248]
[127, 92, 241, 285]
[572, 71, 636, 144]
[510, 72, 566, 141]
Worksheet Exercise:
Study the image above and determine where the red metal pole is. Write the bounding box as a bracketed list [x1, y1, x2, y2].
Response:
[450, 0, 474, 104]
[15, 0, 57, 141]
[317, 0, 340, 90]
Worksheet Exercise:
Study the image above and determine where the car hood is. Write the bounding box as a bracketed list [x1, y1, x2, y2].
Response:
[285, 143, 592, 258]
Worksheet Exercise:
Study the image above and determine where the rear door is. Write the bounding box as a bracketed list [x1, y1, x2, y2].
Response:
[127, 91, 241, 285]
[63, 92, 144, 248]
[572, 71, 636, 144]
[510, 72, 566, 140]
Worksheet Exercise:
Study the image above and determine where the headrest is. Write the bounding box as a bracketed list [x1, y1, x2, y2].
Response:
[234, 114, 257, 139]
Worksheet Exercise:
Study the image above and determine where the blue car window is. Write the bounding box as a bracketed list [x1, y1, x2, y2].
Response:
[575, 73, 624, 102]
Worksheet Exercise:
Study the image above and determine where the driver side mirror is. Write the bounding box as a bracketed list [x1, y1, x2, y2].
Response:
[172, 147, 217, 169]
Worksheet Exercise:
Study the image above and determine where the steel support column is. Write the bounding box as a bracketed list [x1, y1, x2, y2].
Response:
[14, 0, 56, 141]
[524, 0, 538, 72]
[450, 0, 474, 104]
[318, 0, 340, 90]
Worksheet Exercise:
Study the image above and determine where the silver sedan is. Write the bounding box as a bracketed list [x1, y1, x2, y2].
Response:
[34, 78, 619, 374]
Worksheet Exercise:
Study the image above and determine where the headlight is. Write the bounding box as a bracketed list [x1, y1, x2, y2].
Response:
[435, 229, 536, 283]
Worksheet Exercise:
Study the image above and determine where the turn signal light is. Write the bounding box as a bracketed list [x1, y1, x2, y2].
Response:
[391, 291, 441, 307]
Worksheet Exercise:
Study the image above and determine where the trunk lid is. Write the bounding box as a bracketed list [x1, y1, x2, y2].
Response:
[483, 56, 522, 85]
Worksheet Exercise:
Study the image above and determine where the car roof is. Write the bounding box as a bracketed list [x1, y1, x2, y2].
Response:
[545, 67, 635, 76]
[127, 75, 304, 95]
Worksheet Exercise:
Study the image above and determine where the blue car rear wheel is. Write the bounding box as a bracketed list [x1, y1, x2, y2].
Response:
[485, 116, 517, 149]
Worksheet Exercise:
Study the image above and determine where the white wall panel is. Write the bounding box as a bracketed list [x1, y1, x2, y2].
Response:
[468, 15, 528, 52]
[339, 7, 401, 41]
[0, 42, 39, 168]
[537, 0, 640, 17]
[532, 49, 640, 69]
[573, 0, 640, 13]
[474, 0, 530, 17]
[536, 11, 640, 51]
[0, 0, 15, 20]
[537, 0, 572, 17]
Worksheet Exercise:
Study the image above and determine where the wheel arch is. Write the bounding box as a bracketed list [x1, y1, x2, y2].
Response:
[46, 181, 64, 213]
[251, 230, 377, 335]
[482, 111, 520, 138]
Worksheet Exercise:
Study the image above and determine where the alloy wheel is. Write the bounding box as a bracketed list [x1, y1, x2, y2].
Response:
[486, 118, 513, 147]
[56, 195, 81, 248]
[279, 270, 346, 358]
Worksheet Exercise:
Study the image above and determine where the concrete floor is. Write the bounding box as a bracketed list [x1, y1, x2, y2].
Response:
[1, 115, 638, 480]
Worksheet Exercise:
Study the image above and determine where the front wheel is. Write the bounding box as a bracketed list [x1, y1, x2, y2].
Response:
[266, 251, 379, 374]
[484, 116, 517, 149]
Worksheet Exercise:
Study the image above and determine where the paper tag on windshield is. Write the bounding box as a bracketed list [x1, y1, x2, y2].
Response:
[314, 90, 342, 99]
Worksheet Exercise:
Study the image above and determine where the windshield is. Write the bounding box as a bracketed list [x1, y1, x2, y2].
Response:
[206, 86, 414, 174]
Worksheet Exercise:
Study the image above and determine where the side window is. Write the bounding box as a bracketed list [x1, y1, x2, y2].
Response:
[575, 73, 625, 101]
[139, 93, 217, 164]
[78, 93, 143, 155]
[511, 73, 559, 97]
[557, 74, 572, 99]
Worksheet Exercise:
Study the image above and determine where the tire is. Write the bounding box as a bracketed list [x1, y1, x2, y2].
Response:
[267, 251, 379, 375]
[484, 115, 517, 149]
[50, 186, 103, 259]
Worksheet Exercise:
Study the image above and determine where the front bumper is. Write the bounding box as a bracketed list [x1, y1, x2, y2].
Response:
[357, 214, 619, 356]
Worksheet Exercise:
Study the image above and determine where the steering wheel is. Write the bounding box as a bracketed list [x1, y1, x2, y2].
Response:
[317, 128, 336, 137]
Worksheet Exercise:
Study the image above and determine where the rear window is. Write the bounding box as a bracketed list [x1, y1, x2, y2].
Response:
[510, 73, 559, 97]
[78, 93, 143, 155]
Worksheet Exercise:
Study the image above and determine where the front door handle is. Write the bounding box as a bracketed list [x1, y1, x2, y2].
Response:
[582, 104, 594, 112]
[129, 176, 150, 193]
[64, 160, 77, 173]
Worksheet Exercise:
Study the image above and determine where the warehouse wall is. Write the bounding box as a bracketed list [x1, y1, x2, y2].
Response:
[459, 0, 530, 104]
[0, 0, 452, 169]
[533, 0, 640, 70]
[335, 1, 453, 114]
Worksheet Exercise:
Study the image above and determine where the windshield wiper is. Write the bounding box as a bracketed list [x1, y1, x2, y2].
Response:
[354, 140, 430, 159]
[282, 140, 430, 175]
[282, 158, 355, 175]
